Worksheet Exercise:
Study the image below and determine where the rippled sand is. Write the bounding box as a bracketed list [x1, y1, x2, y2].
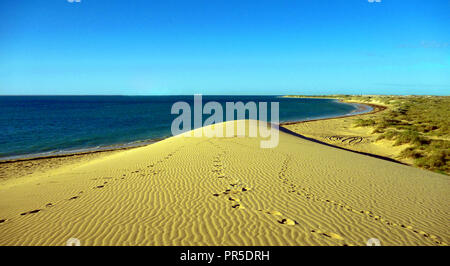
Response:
[0, 120, 448, 246]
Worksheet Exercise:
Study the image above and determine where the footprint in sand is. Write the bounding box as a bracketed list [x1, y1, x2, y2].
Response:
[68, 196, 79, 200]
[311, 229, 344, 241]
[213, 182, 252, 209]
[20, 209, 41, 216]
[227, 195, 244, 209]
[45, 203, 54, 207]
[94, 185, 104, 189]
[400, 224, 413, 229]
[258, 210, 297, 225]
[278, 157, 446, 246]
[231, 203, 245, 210]
[223, 189, 240, 195]
[214, 185, 249, 196]
[278, 218, 298, 226]
[418, 231, 429, 237]
[228, 197, 240, 202]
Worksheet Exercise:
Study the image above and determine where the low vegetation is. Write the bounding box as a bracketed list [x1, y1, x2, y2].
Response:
[347, 95, 449, 174]
[285, 95, 449, 174]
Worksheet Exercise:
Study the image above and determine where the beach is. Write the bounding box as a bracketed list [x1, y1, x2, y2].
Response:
[282, 96, 449, 174]
[0, 120, 448, 246]
[280, 101, 406, 163]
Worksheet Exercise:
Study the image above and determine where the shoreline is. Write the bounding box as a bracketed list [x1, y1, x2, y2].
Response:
[278, 99, 406, 165]
[0, 137, 167, 164]
[280, 100, 386, 126]
[0, 100, 377, 165]
[0, 99, 384, 183]
[0, 145, 142, 164]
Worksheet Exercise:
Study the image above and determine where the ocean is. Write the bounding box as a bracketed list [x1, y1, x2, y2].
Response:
[0, 96, 368, 160]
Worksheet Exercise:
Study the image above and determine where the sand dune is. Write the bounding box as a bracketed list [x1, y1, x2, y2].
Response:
[0, 120, 448, 246]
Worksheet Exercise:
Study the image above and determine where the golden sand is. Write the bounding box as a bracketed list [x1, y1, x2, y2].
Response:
[0, 120, 448, 246]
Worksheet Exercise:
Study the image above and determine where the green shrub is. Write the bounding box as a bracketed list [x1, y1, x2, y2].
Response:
[290, 95, 449, 174]
[377, 130, 398, 141]
[400, 147, 423, 159]
[415, 150, 449, 173]
[354, 119, 376, 127]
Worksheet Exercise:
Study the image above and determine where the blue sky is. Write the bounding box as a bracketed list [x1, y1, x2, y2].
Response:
[0, 0, 449, 95]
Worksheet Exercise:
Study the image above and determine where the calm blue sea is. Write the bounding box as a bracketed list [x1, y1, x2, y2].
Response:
[0, 96, 367, 160]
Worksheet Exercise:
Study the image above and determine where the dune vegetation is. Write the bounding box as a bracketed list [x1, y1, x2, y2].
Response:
[286, 95, 449, 174]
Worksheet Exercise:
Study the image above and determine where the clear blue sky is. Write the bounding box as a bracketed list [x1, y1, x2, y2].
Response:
[0, 0, 449, 95]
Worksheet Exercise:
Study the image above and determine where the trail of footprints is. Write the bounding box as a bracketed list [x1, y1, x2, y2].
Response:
[207, 143, 447, 246]
[0, 147, 184, 226]
[210, 141, 250, 210]
[2, 141, 447, 246]
[211, 149, 227, 179]
[210, 141, 299, 226]
[213, 181, 251, 210]
[277, 153, 447, 246]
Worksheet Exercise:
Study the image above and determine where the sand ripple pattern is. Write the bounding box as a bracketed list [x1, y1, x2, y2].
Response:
[0, 121, 448, 246]
[275, 153, 447, 246]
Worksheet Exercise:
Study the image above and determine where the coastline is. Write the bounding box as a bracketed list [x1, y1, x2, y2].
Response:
[281, 97, 417, 170]
[278, 99, 404, 165]
[0, 140, 166, 163]
[282, 95, 449, 175]
[0, 136, 169, 163]
[278, 98, 412, 166]
[2, 99, 376, 164]
[280, 100, 385, 126]
[0, 95, 362, 163]
[0, 99, 381, 182]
